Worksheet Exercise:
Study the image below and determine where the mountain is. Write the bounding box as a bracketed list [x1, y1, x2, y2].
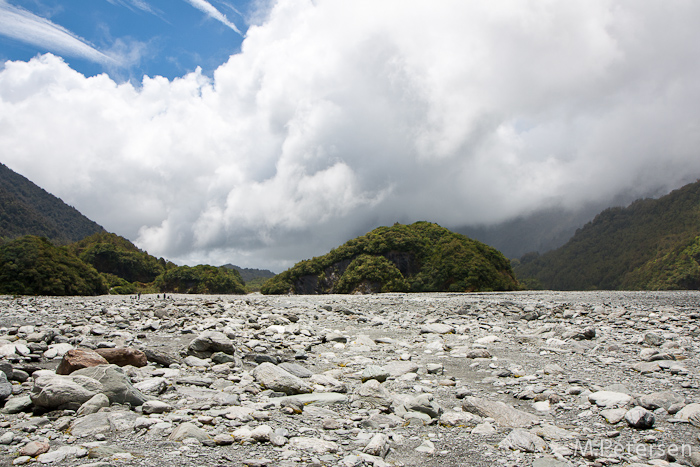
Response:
[456, 190, 665, 259]
[456, 205, 606, 259]
[513, 180, 700, 290]
[0, 165, 245, 296]
[262, 221, 519, 294]
[0, 163, 104, 244]
[221, 264, 276, 282]
[221, 264, 276, 292]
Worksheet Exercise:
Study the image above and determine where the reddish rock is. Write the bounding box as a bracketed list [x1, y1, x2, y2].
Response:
[56, 349, 109, 375]
[94, 348, 148, 368]
[19, 439, 50, 457]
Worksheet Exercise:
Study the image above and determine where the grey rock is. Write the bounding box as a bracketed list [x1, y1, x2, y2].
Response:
[183, 355, 210, 367]
[278, 362, 314, 378]
[288, 436, 339, 454]
[143, 348, 180, 366]
[625, 406, 655, 429]
[465, 349, 492, 359]
[361, 365, 389, 383]
[644, 332, 665, 346]
[356, 379, 392, 405]
[414, 439, 435, 454]
[168, 422, 211, 442]
[188, 331, 235, 358]
[0, 362, 12, 379]
[276, 392, 348, 406]
[0, 431, 14, 445]
[639, 390, 684, 412]
[588, 391, 632, 408]
[462, 396, 539, 427]
[142, 399, 173, 414]
[406, 393, 442, 419]
[133, 377, 168, 395]
[676, 403, 700, 424]
[382, 361, 419, 377]
[363, 433, 389, 458]
[0, 371, 11, 401]
[70, 411, 138, 438]
[72, 364, 150, 406]
[420, 323, 454, 334]
[211, 352, 237, 364]
[498, 428, 547, 452]
[76, 393, 110, 416]
[1, 395, 33, 414]
[31, 374, 104, 410]
[600, 408, 628, 424]
[252, 362, 313, 395]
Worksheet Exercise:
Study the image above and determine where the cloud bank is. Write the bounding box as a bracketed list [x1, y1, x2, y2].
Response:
[1, 0, 700, 270]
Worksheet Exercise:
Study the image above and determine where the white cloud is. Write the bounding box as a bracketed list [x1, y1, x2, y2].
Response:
[105, 0, 158, 15]
[1, 1, 700, 270]
[183, 0, 243, 35]
[0, 0, 118, 65]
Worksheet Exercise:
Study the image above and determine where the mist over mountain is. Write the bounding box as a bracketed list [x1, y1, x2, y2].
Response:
[514, 180, 700, 290]
[456, 186, 675, 259]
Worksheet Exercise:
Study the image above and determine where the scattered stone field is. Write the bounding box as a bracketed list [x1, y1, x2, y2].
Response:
[2, 291, 700, 467]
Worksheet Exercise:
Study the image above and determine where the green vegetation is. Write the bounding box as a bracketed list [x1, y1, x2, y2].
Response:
[0, 232, 246, 296]
[514, 180, 700, 290]
[155, 265, 245, 294]
[71, 232, 169, 283]
[0, 163, 104, 244]
[0, 236, 108, 295]
[262, 221, 519, 294]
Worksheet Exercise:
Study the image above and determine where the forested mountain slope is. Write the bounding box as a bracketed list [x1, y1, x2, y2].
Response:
[514, 180, 700, 290]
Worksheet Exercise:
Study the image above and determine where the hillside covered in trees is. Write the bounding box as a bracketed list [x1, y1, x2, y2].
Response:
[514, 180, 700, 290]
[262, 222, 519, 294]
[0, 233, 245, 296]
[0, 163, 104, 245]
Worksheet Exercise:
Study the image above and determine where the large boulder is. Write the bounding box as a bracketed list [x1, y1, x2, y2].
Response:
[94, 348, 148, 368]
[72, 365, 150, 406]
[462, 396, 539, 428]
[251, 362, 313, 395]
[188, 331, 235, 358]
[639, 391, 684, 412]
[31, 374, 104, 410]
[69, 411, 138, 438]
[56, 348, 109, 375]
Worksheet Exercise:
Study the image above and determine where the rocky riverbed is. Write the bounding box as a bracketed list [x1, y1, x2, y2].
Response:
[2, 291, 700, 467]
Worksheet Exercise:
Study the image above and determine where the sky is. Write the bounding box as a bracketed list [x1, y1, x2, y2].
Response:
[1, 1, 700, 272]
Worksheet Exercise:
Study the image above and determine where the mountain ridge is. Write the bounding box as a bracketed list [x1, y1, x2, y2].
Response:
[0, 163, 104, 244]
[513, 180, 700, 290]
